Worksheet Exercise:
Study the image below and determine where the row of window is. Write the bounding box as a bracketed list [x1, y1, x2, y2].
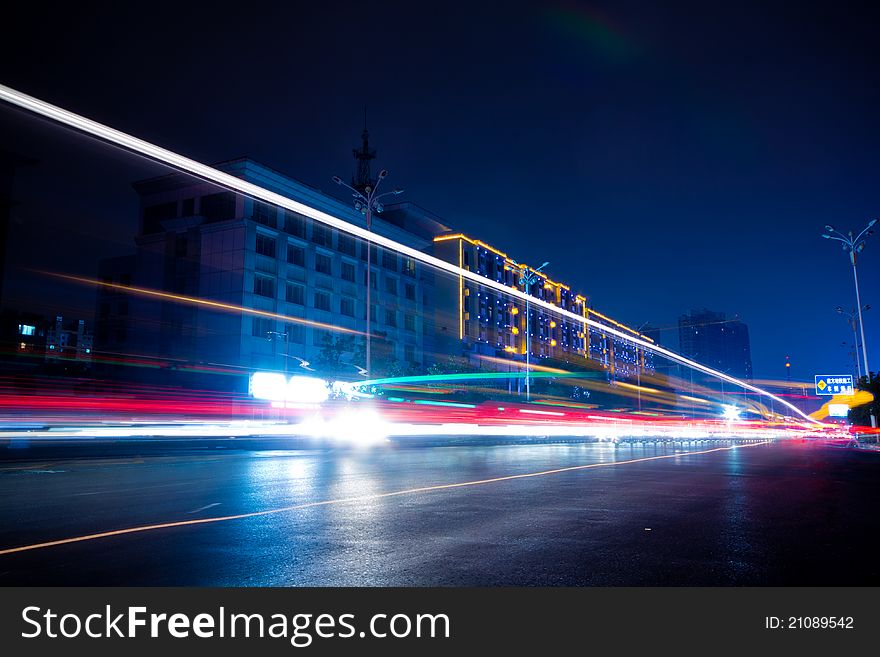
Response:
[254, 272, 417, 301]
[143, 192, 237, 234]
[253, 277, 419, 327]
[255, 229, 417, 276]
[251, 317, 420, 349]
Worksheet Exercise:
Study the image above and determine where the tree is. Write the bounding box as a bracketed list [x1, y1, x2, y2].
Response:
[850, 372, 880, 429]
[316, 333, 355, 377]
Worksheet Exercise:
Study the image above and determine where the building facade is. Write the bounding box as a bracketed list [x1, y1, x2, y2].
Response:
[45, 315, 93, 366]
[96, 158, 446, 388]
[678, 309, 753, 380]
[432, 233, 655, 379]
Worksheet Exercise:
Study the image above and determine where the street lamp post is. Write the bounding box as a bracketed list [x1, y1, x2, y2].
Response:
[840, 340, 860, 381]
[512, 260, 549, 401]
[823, 219, 877, 428]
[836, 305, 870, 380]
[332, 172, 403, 377]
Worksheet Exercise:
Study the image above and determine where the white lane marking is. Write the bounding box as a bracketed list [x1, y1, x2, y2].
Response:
[188, 503, 221, 515]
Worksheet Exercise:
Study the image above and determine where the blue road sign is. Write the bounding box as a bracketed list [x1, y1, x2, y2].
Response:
[814, 374, 854, 396]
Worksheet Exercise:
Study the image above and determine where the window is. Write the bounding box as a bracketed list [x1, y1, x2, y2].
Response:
[382, 250, 397, 271]
[256, 233, 276, 257]
[311, 223, 332, 246]
[287, 244, 304, 266]
[361, 243, 379, 263]
[18, 324, 35, 336]
[315, 253, 332, 275]
[384, 309, 397, 327]
[340, 297, 355, 317]
[364, 269, 378, 289]
[404, 314, 416, 332]
[254, 275, 275, 297]
[252, 317, 272, 337]
[402, 257, 416, 277]
[313, 329, 331, 346]
[405, 344, 416, 363]
[341, 261, 356, 282]
[338, 233, 357, 256]
[384, 277, 397, 295]
[286, 282, 304, 305]
[252, 201, 276, 227]
[370, 304, 377, 322]
[201, 192, 235, 223]
[314, 291, 331, 312]
[405, 283, 416, 301]
[284, 211, 306, 237]
[287, 323, 305, 343]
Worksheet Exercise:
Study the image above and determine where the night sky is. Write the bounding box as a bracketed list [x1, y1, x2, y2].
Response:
[1, 0, 878, 380]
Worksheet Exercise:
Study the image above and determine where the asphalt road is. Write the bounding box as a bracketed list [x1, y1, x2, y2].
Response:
[0, 438, 878, 585]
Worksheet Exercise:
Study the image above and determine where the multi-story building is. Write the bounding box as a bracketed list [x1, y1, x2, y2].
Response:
[432, 233, 654, 379]
[678, 309, 753, 380]
[45, 314, 93, 366]
[0, 310, 91, 371]
[96, 158, 446, 388]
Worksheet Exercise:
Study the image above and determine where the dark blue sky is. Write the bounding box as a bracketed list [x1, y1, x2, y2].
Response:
[1, 0, 878, 380]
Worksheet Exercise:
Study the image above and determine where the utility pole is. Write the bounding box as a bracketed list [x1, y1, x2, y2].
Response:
[823, 220, 877, 428]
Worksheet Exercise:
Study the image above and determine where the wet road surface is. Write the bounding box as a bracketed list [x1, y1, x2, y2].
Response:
[0, 438, 877, 585]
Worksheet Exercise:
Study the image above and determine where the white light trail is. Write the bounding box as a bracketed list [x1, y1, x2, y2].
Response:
[0, 83, 822, 425]
[0, 419, 839, 442]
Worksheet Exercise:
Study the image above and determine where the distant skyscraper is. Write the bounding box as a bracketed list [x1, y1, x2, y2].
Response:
[678, 309, 752, 380]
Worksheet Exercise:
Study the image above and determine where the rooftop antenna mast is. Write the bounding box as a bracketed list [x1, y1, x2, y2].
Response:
[352, 106, 375, 193]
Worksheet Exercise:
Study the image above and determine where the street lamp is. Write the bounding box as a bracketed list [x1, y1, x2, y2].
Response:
[332, 171, 403, 376]
[511, 260, 549, 401]
[835, 305, 870, 380]
[823, 219, 877, 428]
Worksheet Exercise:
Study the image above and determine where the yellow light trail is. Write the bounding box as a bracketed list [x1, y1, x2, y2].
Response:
[475, 353, 570, 373]
[0, 442, 769, 556]
[42, 272, 363, 336]
[615, 381, 661, 394]
[680, 395, 711, 405]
